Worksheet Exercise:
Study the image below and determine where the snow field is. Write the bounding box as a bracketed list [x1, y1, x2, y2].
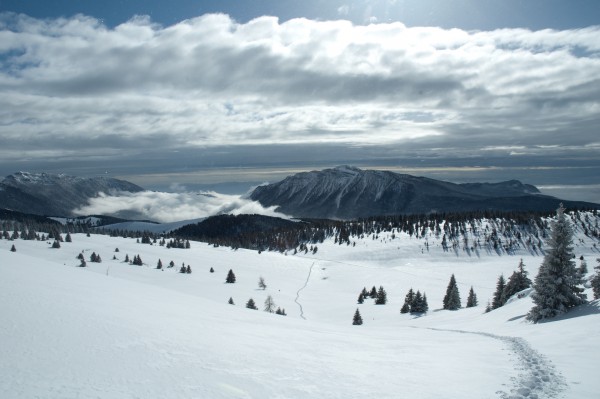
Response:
[1, 222, 599, 398]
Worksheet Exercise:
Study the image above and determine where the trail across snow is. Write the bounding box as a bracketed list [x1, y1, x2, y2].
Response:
[421, 327, 566, 399]
[295, 262, 315, 320]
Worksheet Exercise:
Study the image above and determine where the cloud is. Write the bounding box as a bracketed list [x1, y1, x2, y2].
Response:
[0, 12, 599, 167]
[72, 190, 289, 223]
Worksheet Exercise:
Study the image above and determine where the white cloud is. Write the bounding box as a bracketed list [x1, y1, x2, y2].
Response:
[72, 190, 289, 223]
[0, 12, 599, 164]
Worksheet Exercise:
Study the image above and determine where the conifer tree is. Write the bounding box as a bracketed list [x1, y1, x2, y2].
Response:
[65, 232, 72, 242]
[401, 288, 414, 313]
[186, 265, 192, 274]
[10, 244, 16, 252]
[246, 298, 257, 310]
[226, 269, 236, 283]
[411, 290, 427, 313]
[228, 297, 235, 305]
[156, 259, 163, 270]
[590, 259, 600, 300]
[357, 293, 364, 304]
[361, 287, 369, 298]
[258, 276, 267, 290]
[466, 286, 478, 308]
[422, 293, 429, 312]
[370, 286, 377, 297]
[503, 259, 532, 301]
[443, 274, 461, 310]
[375, 286, 387, 305]
[210, 267, 214, 273]
[491, 275, 506, 309]
[180, 265, 186, 273]
[352, 308, 363, 325]
[52, 240, 61, 249]
[264, 295, 276, 313]
[527, 205, 587, 322]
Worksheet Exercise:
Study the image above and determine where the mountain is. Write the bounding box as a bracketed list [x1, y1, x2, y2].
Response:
[250, 165, 598, 219]
[0, 172, 144, 217]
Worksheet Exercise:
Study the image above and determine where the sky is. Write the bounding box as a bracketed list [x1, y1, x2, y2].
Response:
[0, 0, 599, 203]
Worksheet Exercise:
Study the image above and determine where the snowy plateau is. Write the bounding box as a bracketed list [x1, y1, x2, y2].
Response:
[1, 214, 600, 399]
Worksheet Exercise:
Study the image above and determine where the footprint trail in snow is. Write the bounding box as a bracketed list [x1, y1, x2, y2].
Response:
[423, 327, 567, 399]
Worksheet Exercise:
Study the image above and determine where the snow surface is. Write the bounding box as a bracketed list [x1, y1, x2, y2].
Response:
[1, 219, 599, 398]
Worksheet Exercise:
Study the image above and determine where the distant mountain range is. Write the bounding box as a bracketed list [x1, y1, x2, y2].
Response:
[250, 165, 598, 219]
[0, 172, 143, 217]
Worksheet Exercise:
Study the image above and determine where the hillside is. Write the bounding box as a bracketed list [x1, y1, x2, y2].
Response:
[1, 211, 599, 398]
[250, 166, 598, 219]
[0, 172, 144, 217]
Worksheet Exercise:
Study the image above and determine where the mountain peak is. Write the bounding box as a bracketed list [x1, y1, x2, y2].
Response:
[250, 167, 592, 219]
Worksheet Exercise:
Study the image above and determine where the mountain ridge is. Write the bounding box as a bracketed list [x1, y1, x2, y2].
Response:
[250, 165, 596, 219]
[0, 171, 144, 217]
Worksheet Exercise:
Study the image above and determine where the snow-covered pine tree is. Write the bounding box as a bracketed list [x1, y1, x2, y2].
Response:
[422, 293, 429, 312]
[65, 232, 72, 242]
[375, 286, 387, 305]
[156, 259, 163, 269]
[491, 275, 506, 309]
[352, 308, 363, 325]
[228, 297, 235, 305]
[527, 204, 587, 322]
[443, 274, 460, 310]
[10, 244, 16, 252]
[466, 286, 478, 308]
[246, 298, 257, 310]
[502, 259, 532, 301]
[357, 293, 364, 304]
[226, 269, 236, 283]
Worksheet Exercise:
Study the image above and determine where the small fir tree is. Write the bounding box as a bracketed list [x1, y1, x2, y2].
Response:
[186, 265, 192, 274]
[370, 286, 377, 297]
[52, 240, 61, 249]
[361, 287, 369, 298]
[352, 308, 363, 325]
[422, 293, 429, 312]
[156, 259, 163, 269]
[375, 286, 387, 305]
[65, 232, 72, 242]
[443, 274, 461, 310]
[357, 292, 364, 304]
[491, 275, 507, 309]
[411, 291, 427, 313]
[228, 297, 235, 305]
[246, 298, 258, 310]
[10, 244, 16, 252]
[210, 267, 214, 273]
[466, 286, 478, 308]
[527, 205, 587, 322]
[503, 260, 532, 301]
[401, 289, 414, 313]
[226, 269, 236, 283]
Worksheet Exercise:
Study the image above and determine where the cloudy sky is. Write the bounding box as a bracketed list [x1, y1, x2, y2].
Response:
[1, 0, 599, 203]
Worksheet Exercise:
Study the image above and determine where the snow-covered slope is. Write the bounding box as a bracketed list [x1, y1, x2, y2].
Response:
[1, 213, 599, 398]
[250, 165, 596, 219]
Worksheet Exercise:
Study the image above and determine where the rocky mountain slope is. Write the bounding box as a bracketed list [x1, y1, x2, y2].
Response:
[250, 165, 598, 219]
[0, 172, 144, 217]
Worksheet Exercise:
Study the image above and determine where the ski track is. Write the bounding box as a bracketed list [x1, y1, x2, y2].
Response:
[295, 262, 315, 320]
[421, 327, 567, 399]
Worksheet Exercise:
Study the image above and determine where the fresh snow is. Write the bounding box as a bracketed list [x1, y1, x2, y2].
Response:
[1, 215, 599, 398]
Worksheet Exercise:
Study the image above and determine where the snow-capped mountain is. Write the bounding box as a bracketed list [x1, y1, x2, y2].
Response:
[0, 172, 144, 217]
[250, 165, 596, 219]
